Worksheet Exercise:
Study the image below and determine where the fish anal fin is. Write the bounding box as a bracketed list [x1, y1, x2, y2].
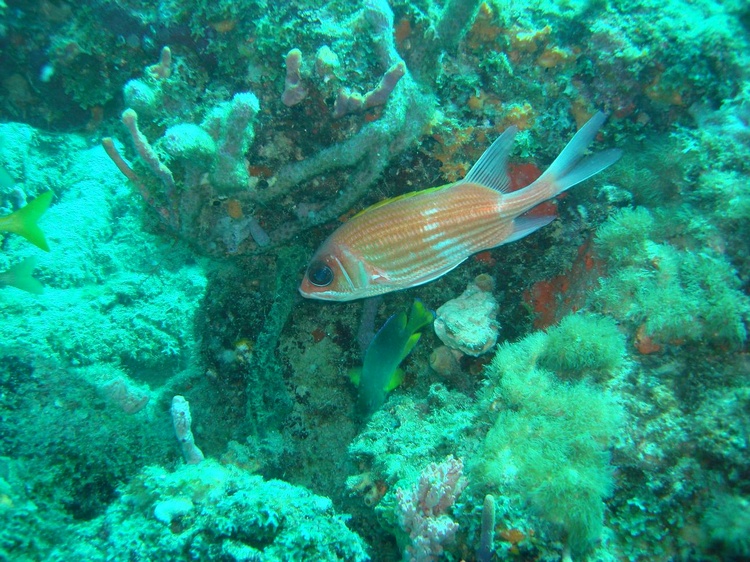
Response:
[501, 215, 557, 246]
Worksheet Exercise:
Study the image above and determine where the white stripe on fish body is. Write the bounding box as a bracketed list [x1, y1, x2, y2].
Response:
[433, 238, 454, 251]
[384, 220, 513, 284]
[361, 185, 511, 277]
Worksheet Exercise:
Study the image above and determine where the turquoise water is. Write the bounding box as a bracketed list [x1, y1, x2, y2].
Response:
[1, 0, 749, 560]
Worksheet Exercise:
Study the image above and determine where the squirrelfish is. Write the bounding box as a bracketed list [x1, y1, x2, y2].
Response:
[300, 112, 621, 301]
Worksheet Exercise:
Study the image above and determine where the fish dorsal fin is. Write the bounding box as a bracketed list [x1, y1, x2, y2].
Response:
[461, 125, 517, 193]
[352, 184, 450, 219]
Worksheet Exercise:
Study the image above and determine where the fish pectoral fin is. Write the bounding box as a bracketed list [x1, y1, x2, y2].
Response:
[407, 259, 467, 288]
[368, 264, 392, 283]
[348, 367, 362, 386]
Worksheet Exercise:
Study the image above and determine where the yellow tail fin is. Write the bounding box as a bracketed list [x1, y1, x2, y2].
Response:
[1, 191, 54, 251]
[3, 257, 44, 294]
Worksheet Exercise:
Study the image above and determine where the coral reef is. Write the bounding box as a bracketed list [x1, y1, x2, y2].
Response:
[476, 331, 625, 556]
[702, 494, 750, 560]
[52, 460, 370, 561]
[593, 207, 750, 349]
[538, 313, 627, 381]
[1, 0, 749, 561]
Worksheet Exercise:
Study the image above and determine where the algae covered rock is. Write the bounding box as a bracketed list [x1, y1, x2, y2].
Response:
[476, 331, 624, 556]
[433, 276, 499, 356]
[78, 460, 369, 561]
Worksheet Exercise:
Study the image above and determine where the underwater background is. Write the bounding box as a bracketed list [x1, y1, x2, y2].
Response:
[1, 0, 750, 560]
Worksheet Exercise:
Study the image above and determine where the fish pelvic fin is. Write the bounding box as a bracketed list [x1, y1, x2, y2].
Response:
[461, 125, 517, 193]
[536, 112, 622, 195]
[3, 191, 54, 251]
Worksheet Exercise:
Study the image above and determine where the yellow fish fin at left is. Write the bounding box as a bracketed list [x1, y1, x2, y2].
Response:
[0, 257, 44, 294]
[348, 366, 405, 393]
[0, 191, 54, 251]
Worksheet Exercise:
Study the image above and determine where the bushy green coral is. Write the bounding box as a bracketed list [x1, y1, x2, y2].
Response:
[593, 207, 656, 267]
[593, 207, 750, 347]
[538, 313, 626, 381]
[476, 332, 623, 555]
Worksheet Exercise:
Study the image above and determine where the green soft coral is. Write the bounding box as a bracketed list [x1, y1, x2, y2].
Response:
[594, 207, 750, 347]
[538, 313, 627, 381]
[476, 331, 624, 556]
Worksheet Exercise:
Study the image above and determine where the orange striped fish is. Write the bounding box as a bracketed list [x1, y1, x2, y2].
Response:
[300, 112, 621, 301]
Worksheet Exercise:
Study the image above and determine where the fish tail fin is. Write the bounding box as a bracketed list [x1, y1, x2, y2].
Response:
[6, 257, 44, 294]
[4, 191, 54, 251]
[405, 299, 435, 335]
[538, 112, 622, 195]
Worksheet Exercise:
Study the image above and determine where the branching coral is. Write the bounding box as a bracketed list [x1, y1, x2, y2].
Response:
[396, 456, 468, 561]
[100, 0, 488, 258]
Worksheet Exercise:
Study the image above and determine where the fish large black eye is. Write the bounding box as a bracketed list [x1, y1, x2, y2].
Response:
[308, 262, 334, 287]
